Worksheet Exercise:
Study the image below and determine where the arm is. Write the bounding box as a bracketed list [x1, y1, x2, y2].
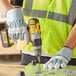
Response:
[64, 23, 76, 50]
[0, 0, 12, 14]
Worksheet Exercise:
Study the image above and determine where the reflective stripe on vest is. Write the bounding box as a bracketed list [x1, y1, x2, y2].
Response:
[23, 0, 76, 25]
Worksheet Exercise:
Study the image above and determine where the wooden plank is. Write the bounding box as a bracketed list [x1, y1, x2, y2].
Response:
[0, 64, 25, 76]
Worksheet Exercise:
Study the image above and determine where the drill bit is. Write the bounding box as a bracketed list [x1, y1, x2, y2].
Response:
[38, 56, 41, 71]
[35, 56, 41, 75]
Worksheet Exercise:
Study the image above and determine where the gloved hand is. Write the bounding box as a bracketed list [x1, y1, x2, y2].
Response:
[44, 47, 73, 69]
[6, 8, 29, 44]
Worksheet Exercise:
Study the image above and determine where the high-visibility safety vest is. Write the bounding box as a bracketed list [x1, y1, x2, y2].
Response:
[23, 0, 76, 58]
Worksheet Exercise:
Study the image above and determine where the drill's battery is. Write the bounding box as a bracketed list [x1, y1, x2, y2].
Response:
[1, 29, 11, 47]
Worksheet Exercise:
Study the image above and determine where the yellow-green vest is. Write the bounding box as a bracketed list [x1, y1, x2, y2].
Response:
[23, 0, 76, 58]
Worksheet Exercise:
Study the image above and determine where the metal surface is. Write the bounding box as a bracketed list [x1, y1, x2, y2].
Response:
[24, 64, 76, 76]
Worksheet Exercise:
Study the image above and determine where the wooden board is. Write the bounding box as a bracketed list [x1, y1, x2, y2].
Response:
[0, 64, 25, 76]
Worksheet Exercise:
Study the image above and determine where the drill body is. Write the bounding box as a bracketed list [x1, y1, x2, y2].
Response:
[28, 18, 42, 57]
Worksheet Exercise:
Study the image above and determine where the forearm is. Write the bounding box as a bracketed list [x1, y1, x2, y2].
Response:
[64, 23, 76, 50]
[0, 0, 12, 14]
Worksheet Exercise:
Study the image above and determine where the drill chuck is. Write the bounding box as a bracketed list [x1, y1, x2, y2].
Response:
[31, 32, 41, 57]
[35, 49, 42, 57]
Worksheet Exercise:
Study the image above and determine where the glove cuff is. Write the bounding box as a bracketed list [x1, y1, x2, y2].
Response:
[56, 47, 73, 61]
[6, 8, 24, 24]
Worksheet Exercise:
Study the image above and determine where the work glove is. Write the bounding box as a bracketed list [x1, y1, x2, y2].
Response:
[44, 47, 73, 69]
[6, 8, 29, 44]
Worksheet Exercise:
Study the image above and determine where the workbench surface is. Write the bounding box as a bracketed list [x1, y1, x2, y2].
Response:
[0, 64, 24, 76]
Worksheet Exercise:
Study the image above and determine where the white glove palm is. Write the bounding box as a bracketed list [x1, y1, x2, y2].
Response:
[44, 47, 73, 69]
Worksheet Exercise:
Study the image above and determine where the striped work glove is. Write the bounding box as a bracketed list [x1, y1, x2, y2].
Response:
[6, 8, 29, 44]
[44, 47, 73, 69]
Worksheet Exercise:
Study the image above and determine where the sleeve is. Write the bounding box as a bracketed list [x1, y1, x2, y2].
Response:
[9, 0, 23, 7]
[73, 18, 76, 26]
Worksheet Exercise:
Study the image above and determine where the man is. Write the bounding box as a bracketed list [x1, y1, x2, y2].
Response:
[0, 0, 76, 69]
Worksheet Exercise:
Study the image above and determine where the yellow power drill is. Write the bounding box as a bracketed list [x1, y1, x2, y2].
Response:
[28, 18, 42, 57]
